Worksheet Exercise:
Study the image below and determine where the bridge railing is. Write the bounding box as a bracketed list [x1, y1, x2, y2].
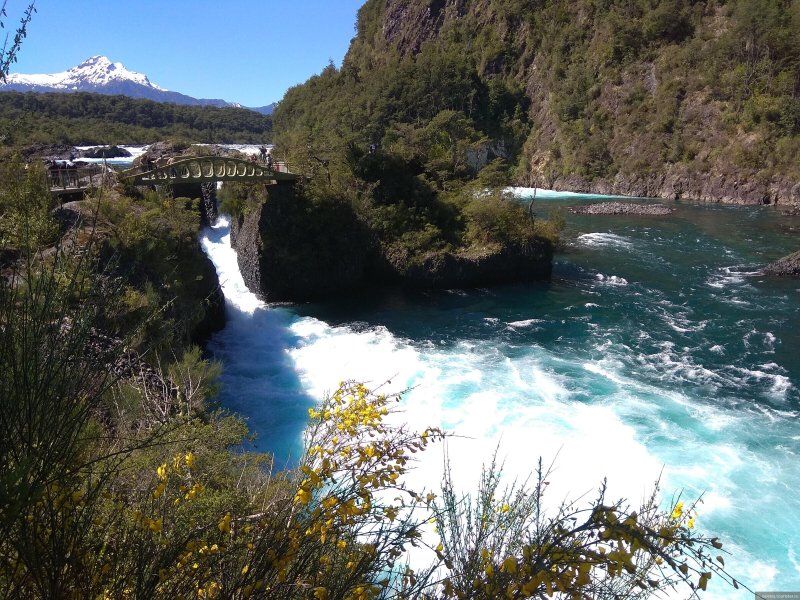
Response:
[119, 156, 297, 186]
[47, 166, 110, 192]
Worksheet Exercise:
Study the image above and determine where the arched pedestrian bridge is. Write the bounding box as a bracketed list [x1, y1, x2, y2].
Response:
[118, 156, 298, 186]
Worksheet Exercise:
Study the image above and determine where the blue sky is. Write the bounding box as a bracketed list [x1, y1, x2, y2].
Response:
[5, 0, 366, 106]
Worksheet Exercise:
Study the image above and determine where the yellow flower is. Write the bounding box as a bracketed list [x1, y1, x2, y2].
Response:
[671, 501, 684, 519]
[313, 588, 328, 600]
[184, 452, 195, 469]
[148, 517, 163, 533]
[218, 512, 232, 534]
[501, 556, 518, 574]
[153, 482, 166, 499]
[294, 488, 311, 505]
[185, 483, 205, 501]
[156, 463, 168, 481]
[687, 518, 696, 529]
[501, 503, 510, 513]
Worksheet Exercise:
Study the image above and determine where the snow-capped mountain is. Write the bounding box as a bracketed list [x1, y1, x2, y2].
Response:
[5, 55, 167, 92]
[1, 56, 275, 114]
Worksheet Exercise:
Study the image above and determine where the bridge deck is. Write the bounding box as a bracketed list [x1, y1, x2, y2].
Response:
[119, 156, 298, 186]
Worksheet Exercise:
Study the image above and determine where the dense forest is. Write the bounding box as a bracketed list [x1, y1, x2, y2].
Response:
[275, 0, 800, 205]
[0, 91, 272, 145]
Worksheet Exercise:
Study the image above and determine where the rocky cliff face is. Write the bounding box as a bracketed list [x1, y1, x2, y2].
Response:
[229, 183, 371, 302]
[346, 0, 800, 208]
[396, 242, 553, 288]
[190, 253, 227, 344]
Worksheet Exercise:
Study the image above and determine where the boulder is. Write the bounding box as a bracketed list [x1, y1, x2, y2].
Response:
[79, 145, 131, 159]
[230, 183, 371, 302]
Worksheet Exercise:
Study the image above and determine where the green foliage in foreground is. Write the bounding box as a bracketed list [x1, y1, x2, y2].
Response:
[0, 166, 742, 598]
[93, 188, 222, 354]
[0, 91, 272, 145]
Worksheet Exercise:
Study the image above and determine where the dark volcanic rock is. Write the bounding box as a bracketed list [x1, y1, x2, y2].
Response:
[398, 243, 553, 288]
[230, 183, 371, 302]
[191, 252, 226, 344]
[569, 202, 674, 215]
[79, 145, 131, 159]
[763, 251, 800, 278]
[199, 182, 219, 227]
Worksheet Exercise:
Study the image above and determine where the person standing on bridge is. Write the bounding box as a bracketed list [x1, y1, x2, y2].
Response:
[266, 148, 273, 170]
[259, 145, 267, 162]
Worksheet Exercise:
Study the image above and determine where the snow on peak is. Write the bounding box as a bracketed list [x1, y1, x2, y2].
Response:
[5, 56, 168, 92]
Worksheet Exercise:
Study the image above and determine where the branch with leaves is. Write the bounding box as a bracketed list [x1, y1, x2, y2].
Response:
[0, 1, 35, 81]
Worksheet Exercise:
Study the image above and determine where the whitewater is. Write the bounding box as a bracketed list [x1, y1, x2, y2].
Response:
[200, 197, 800, 598]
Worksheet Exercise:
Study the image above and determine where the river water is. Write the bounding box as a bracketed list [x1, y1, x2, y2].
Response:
[200, 193, 800, 596]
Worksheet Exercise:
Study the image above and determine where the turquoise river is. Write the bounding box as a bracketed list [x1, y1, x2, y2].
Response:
[200, 191, 800, 597]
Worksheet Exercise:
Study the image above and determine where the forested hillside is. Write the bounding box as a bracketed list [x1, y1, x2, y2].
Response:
[0, 92, 272, 145]
[275, 0, 800, 206]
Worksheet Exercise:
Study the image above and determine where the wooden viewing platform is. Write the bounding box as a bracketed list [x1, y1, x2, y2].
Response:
[48, 166, 110, 196]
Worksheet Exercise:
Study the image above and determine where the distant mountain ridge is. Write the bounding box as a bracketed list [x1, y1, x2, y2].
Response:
[1, 56, 276, 115]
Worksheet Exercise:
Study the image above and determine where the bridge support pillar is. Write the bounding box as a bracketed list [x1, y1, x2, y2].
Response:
[200, 182, 219, 226]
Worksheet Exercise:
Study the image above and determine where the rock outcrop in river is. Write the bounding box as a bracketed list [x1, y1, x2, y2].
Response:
[763, 251, 800, 278]
[570, 202, 674, 215]
[229, 185, 553, 302]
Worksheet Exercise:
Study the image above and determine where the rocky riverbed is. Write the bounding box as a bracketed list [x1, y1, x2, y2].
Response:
[569, 202, 674, 216]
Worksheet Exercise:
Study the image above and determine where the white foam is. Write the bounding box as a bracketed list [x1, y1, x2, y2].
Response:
[577, 232, 634, 249]
[507, 318, 545, 328]
[506, 187, 635, 202]
[595, 273, 629, 286]
[194, 143, 273, 157]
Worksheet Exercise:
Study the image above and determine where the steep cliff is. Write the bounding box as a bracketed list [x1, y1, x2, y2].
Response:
[276, 0, 800, 207]
[229, 183, 372, 301]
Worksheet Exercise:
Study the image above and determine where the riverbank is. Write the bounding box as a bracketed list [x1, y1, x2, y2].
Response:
[544, 169, 800, 209]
